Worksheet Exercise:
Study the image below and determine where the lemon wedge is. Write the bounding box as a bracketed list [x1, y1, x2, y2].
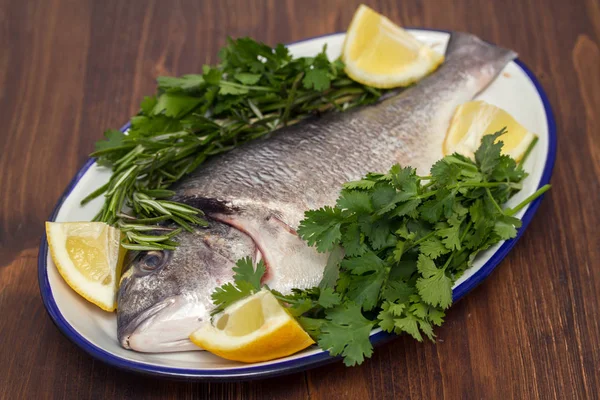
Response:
[341, 4, 444, 88]
[46, 222, 125, 311]
[444, 100, 537, 161]
[190, 289, 314, 363]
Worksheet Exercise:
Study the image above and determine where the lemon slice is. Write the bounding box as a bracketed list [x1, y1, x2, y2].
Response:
[190, 289, 314, 363]
[46, 222, 125, 311]
[444, 100, 537, 161]
[342, 4, 444, 88]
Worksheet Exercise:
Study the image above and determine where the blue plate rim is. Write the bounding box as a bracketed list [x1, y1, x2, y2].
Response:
[37, 29, 556, 380]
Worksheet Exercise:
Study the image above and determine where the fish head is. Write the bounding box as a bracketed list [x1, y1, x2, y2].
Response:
[117, 222, 256, 352]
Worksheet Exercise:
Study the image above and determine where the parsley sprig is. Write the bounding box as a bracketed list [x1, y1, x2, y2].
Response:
[82, 38, 383, 250]
[211, 132, 550, 366]
[211, 257, 267, 315]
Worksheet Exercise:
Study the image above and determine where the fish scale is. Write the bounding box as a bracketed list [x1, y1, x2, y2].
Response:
[117, 32, 516, 353]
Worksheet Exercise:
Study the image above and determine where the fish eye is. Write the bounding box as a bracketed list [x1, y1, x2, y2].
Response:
[139, 251, 167, 273]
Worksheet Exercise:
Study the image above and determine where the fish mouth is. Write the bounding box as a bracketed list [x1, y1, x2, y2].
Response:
[118, 296, 208, 352]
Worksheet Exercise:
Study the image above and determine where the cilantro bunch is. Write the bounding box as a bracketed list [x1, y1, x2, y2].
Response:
[212, 132, 550, 366]
[83, 38, 383, 250]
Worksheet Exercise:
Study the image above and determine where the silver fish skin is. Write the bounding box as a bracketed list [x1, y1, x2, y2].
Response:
[117, 32, 516, 352]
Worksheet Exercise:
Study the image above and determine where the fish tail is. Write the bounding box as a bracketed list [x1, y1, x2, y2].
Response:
[446, 31, 517, 62]
[445, 31, 517, 88]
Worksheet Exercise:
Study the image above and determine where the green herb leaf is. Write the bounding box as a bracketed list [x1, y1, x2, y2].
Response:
[303, 68, 331, 91]
[219, 84, 249, 96]
[234, 72, 262, 85]
[431, 159, 462, 186]
[337, 191, 373, 214]
[318, 287, 342, 308]
[493, 214, 522, 240]
[211, 257, 266, 314]
[341, 251, 387, 275]
[298, 206, 344, 252]
[436, 217, 462, 251]
[382, 279, 414, 303]
[420, 188, 456, 223]
[319, 245, 344, 289]
[211, 281, 256, 315]
[415, 255, 453, 309]
[475, 130, 506, 176]
[343, 252, 387, 310]
[94, 129, 126, 152]
[419, 237, 450, 259]
[341, 222, 369, 257]
[233, 257, 266, 291]
[154, 93, 203, 117]
[343, 179, 377, 190]
[157, 75, 204, 92]
[318, 303, 375, 366]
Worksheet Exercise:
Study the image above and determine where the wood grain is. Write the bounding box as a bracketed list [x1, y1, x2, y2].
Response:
[1, 0, 598, 398]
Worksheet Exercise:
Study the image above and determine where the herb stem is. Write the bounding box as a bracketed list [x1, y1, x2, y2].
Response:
[442, 221, 472, 270]
[80, 183, 109, 205]
[219, 81, 279, 93]
[485, 187, 505, 214]
[450, 181, 522, 190]
[406, 231, 436, 251]
[506, 184, 552, 216]
[282, 72, 304, 126]
[418, 181, 522, 200]
[416, 191, 437, 200]
[421, 181, 436, 191]
[518, 136, 539, 167]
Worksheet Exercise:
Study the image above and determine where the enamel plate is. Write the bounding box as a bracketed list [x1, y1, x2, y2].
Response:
[38, 30, 556, 380]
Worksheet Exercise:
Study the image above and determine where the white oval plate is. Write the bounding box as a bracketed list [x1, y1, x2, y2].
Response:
[38, 30, 556, 380]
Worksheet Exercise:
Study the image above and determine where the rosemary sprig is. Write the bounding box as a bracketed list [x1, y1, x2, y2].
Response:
[83, 37, 385, 249]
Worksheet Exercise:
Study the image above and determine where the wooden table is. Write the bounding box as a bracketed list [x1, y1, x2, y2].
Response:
[1, 0, 599, 398]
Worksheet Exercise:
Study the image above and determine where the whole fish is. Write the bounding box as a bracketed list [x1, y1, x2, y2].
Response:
[117, 32, 516, 352]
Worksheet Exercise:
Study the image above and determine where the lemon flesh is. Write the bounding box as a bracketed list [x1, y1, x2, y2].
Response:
[190, 289, 314, 363]
[46, 222, 125, 311]
[444, 100, 537, 161]
[342, 5, 444, 88]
